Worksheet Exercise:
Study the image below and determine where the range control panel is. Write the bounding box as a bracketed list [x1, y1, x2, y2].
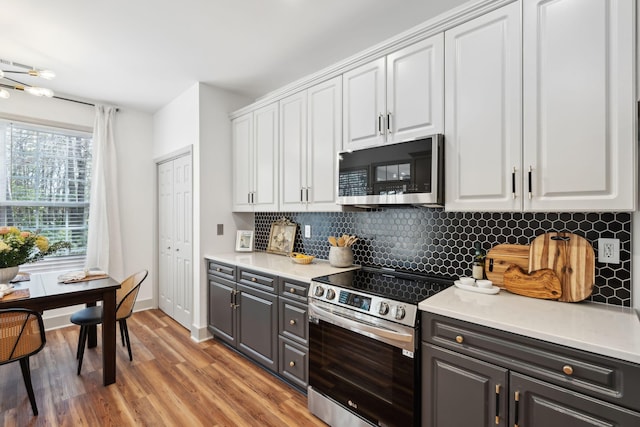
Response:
[309, 281, 417, 328]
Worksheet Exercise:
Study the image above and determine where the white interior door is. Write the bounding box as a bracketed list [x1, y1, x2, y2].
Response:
[157, 154, 193, 330]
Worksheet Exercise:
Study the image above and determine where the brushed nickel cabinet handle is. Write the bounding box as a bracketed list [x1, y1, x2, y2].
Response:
[289, 319, 296, 325]
[290, 288, 296, 294]
[251, 277, 257, 282]
[289, 361, 295, 367]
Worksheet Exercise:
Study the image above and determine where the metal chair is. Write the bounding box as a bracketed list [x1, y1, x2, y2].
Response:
[70, 270, 148, 375]
[0, 308, 46, 415]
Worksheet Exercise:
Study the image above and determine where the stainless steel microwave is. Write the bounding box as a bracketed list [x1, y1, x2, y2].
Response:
[337, 134, 444, 207]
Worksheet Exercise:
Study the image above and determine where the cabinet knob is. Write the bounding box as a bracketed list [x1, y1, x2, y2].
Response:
[216, 268, 221, 272]
[455, 335, 464, 344]
[251, 277, 257, 282]
[290, 288, 296, 294]
[289, 319, 296, 326]
[562, 365, 574, 376]
[289, 361, 295, 367]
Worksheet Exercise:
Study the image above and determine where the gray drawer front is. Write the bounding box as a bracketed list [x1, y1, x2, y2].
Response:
[279, 336, 308, 390]
[238, 268, 276, 292]
[422, 312, 640, 412]
[279, 297, 308, 345]
[278, 277, 309, 303]
[207, 260, 236, 280]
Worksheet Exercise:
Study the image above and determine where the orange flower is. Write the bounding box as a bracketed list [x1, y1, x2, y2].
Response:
[20, 231, 31, 238]
[0, 226, 9, 235]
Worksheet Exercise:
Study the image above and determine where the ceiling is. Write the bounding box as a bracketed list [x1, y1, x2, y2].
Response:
[1, 0, 469, 113]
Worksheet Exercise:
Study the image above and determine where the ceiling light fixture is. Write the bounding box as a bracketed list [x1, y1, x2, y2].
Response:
[0, 58, 55, 99]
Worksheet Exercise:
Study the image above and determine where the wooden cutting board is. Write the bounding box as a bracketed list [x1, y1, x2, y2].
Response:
[484, 244, 530, 287]
[529, 232, 595, 302]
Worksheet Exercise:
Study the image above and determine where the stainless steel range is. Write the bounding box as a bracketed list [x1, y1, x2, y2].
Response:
[307, 267, 452, 427]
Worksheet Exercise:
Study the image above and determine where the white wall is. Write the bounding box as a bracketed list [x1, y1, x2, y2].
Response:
[197, 83, 252, 339]
[0, 90, 155, 328]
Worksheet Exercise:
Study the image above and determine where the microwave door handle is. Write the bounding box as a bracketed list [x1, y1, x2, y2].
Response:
[309, 303, 412, 344]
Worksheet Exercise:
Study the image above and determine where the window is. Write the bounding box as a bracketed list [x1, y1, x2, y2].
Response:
[0, 119, 92, 272]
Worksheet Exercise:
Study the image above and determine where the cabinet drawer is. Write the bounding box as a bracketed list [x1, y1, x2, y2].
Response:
[238, 268, 276, 292]
[279, 336, 308, 390]
[279, 297, 308, 345]
[207, 260, 236, 280]
[278, 277, 309, 303]
[422, 312, 640, 412]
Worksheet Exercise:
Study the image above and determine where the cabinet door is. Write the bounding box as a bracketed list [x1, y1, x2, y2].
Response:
[423, 343, 509, 427]
[280, 91, 307, 211]
[343, 57, 386, 150]
[307, 76, 343, 211]
[387, 34, 444, 143]
[444, 2, 522, 212]
[208, 276, 237, 347]
[232, 113, 254, 211]
[237, 283, 278, 372]
[253, 103, 279, 211]
[523, 0, 635, 211]
[510, 372, 640, 427]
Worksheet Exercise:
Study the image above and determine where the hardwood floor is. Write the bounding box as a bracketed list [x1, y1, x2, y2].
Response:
[0, 309, 326, 427]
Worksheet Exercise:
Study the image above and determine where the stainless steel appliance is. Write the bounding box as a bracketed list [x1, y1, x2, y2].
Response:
[337, 134, 444, 207]
[308, 267, 452, 427]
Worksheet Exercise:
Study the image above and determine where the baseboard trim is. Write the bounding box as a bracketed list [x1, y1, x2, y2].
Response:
[191, 325, 213, 343]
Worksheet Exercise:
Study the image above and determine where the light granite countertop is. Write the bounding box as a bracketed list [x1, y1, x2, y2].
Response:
[204, 251, 359, 283]
[419, 286, 640, 365]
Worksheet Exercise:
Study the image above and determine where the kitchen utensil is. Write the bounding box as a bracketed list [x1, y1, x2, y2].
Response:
[337, 236, 346, 247]
[328, 236, 337, 246]
[503, 265, 562, 299]
[528, 232, 595, 302]
[484, 244, 530, 287]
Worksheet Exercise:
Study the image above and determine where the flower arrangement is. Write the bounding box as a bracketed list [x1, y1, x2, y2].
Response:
[0, 226, 71, 268]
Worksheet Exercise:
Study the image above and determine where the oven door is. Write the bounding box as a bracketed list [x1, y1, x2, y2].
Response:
[308, 300, 419, 427]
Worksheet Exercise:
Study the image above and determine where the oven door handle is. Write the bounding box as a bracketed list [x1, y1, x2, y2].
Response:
[309, 303, 413, 344]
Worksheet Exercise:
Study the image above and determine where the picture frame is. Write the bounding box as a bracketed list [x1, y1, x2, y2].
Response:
[235, 230, 254, 252]
[266, 218, 298, 256]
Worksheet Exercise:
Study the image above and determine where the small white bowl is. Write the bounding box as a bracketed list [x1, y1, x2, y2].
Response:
[476, 279, 493, 289]
[458, 277, 475, 286]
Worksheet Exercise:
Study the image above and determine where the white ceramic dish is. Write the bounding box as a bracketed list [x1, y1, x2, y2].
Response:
[454, 280, 500, 295]
[458, 277, 476, 286]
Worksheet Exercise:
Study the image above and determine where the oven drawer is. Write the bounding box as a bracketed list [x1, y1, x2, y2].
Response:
[279, 336, 308, 390]
[207, 260, 236, 281]
[422, 312, 640, 412]
[238, 268, 276, 292]
[278, 277, 309, 303]
[279, 297, 308, 346]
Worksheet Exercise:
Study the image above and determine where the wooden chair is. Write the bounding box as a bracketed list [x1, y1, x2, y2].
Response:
[70, 270, 148, 375]
[0, 308, 46, 415]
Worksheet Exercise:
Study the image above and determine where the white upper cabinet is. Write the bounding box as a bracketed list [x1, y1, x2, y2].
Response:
[343, 34, 444, 151]
[445, 2, 522, 211]
[523, 0, 635, 211]
[447, 0, 635, 212]
[280, 77, 343, 212]
[386, 36, 444, 144]
[343, 58, 386, 150]
[232, 103, 279, 212]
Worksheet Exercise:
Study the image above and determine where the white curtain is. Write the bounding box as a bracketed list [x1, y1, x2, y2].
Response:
[85, 105, 124, 280]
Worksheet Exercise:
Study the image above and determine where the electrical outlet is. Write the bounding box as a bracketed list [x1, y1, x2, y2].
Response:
[598, 238, 620, 264]
[304, 225, 311, 239]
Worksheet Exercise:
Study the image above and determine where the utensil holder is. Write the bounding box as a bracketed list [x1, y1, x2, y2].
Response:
[329, 246, 353, 268]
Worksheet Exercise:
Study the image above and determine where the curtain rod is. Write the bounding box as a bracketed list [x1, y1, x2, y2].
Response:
[53, 94, 120, 112]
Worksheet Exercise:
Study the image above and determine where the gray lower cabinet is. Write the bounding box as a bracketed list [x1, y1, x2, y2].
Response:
[207, 260, 278, 372]
[277, 277, 309, 390]
[422, 312, 640, 427]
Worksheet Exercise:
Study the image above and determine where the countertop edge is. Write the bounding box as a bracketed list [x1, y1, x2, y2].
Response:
[419, 287, 640, 365]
